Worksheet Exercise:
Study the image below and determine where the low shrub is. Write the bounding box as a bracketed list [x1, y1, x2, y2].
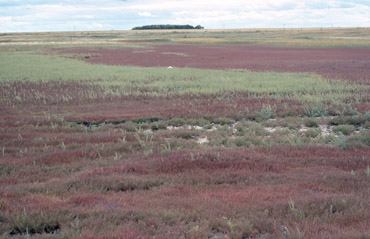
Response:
[203, 124, 214, 130]
[304, 129, 321, 138]
[111, 179, 163, 192]
[273, 128, 291, 136]
[364, 121, 370, 129]
[332, 125, 356, 135]
[287, 135, 303, 147]
[304, 104, 328, 117]
[151, 122, 167, 131]
[131, 116, 165, 124]
[257, 105, 275, 120]
[235, 124, 246, 136]
[169, 117, 186, 127]
[186, 118, 209, 126]
[211, 117, 233, 125]
[250, 125, 269, 137]
[233, 137, 251, 147]
[333, 132, 347, 149]
[209, 137, 230, 146]
[124, 122, 138, 132]
[342, 105, 359, 116]
[329, 114, 370, 127]
[175, 130, 198, 139]
[361, 135, 370, 146]
[348, 132, 370, 147]
[304, 119, 318, 128]
[7, 210, 62, 236]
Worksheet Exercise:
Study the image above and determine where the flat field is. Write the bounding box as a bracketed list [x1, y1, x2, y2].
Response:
[0, 28, 370, 239]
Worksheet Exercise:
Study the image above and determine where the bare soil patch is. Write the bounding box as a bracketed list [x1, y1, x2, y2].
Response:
[57, 45, 370, 82]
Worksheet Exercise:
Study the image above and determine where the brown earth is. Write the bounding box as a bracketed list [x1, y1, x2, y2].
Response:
[57, 45, 370, 82]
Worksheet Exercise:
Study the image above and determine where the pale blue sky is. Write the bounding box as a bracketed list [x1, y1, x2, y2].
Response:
[1, 0, 370, 32]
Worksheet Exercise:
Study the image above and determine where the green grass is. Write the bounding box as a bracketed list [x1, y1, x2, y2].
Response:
[333, 125, 356, 135]
[1, 50, 367, 106]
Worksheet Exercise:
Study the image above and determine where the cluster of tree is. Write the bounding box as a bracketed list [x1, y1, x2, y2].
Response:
[132, 24, 204, 30]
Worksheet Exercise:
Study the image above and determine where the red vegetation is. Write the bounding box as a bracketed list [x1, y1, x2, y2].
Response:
[58, 45, 370, 83]
[1, 45, 370, 238]
[1, 80, 307, 121]
[2, 126, 369, 237]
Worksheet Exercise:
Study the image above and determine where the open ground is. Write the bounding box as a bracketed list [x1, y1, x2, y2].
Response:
[0, 28, 370, 239]
[57, 44, 370, 83]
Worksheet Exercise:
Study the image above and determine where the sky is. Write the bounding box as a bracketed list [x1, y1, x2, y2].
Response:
[1, 0, 370, 32]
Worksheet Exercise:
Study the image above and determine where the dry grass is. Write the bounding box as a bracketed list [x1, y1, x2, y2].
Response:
[1, 27, 370, 48]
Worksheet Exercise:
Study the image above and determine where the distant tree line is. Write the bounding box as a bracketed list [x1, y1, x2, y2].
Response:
[132, 24, 204, 30]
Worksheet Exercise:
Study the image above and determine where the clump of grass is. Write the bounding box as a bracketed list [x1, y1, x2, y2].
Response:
[169, 117, 186, 127]
[250, 124, 269, 137]
[234, 123, 247, 136]
[7, 209, 62, 236]
[186, 118, 210, 126]
[342, 105, 359, 116]
[332, 125, 356, 135]
[132, 116, 165, 124]
[304, 119, 318, 128]
[304, 129, 321, 138]
[360, 134, 370, 146]
[304, 104, 328, 117]
[287, 135, 303, 147]
[257, 105, 275, 120]
[123, 122, 138, 132]
[334, 132, 347, 149]
[211, 117, 233, 125]
[209, 137, 230, 146]
[233, 137, 251, 147]
[0, 166, 14, 176]
[364, 121, 370, 129]
[347, 131, 370, 147]
[160, 139, 173, 153]
[175, 130, 199, 139]
[151, 122, 167, 131]
[329, 114, 369, 127]
[108, 179, 163, 192]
